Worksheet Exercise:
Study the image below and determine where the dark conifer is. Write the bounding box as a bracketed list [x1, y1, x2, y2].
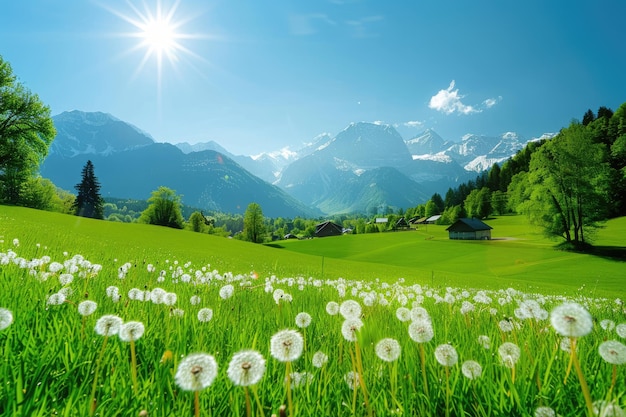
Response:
[73, 160, 104, 219]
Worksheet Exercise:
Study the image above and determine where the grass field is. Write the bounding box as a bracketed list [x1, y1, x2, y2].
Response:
[1, 206, 625, 416]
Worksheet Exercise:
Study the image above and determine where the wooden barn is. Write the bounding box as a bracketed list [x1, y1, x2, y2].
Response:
[446, 218, 493, 240]
[315, 221, 343, 237]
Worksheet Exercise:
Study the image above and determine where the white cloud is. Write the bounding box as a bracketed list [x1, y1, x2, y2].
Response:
[429, 80, 480, 115]
[483, 96, 502, 108]
[404, 120, 423, 128]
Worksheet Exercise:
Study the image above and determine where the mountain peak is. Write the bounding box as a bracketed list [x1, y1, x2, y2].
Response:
[50, 111, 154, 157]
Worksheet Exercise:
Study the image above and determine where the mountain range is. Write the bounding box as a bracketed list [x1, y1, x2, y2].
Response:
[40, 110, 553, 217]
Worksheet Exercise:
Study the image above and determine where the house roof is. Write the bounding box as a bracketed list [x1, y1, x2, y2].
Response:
[426, 215, 441, 222]
[446, 218, 493, 232]
[315, 221, 343, 235]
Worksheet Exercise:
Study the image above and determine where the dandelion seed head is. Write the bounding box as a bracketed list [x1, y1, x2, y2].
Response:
[227, 350, 266, 386]
[434, 344, 458, 367]
[598, 340, 626, 365]
[47, 292, 66, 306]
[410, 306, 431, 322]
[478, 335, 491, 349]
[375, 338, 401, 362]
[312, 351, 329, 368]
[498, 319, 514, 332]
[600, 319, 616, 331]
[119, 321, 145, 342]
[190, 295, 201, 305]
[163, 292, 177, 306]
[395, 307, 411, 322]
[616, 323, 626, 339]
[58, 273, 74, 286]
[325, 301, 340, 315]
[534, 406, 556, 417]
[408, 318, 434, 343]
[288, 371, 314, 388]
[339, 299, 362, 319]
[344, 371, 360, 390]
[341, 318, 364, 342]
[592, 400, 624, 417]
[550, 302, 593, 337]
[0, 308, 13, 331]
[270, 329, 304, 362]
[219, 284, 234, 300]
[197, 308, 213, 323]
[77, 300, 97, 316]
[498, 342, 521, 368]
[175, 353, 218, 391]
[295, 312, 312, 328]
[94, 314, 123, 336]
[461, 360, 483, 380]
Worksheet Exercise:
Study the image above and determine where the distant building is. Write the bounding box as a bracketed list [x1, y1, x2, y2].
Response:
[315, 221, 343, 237]
[375, 217, 388, 224]
[425, 215, 441, 224]
[446, 218, 493, 240]
[395, 217, 410, 230]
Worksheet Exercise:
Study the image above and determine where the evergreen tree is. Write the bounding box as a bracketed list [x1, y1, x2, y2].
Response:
[72, 160, 104, 219]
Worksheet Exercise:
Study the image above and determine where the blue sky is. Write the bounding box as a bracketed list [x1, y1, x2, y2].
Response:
[1, 0, 625, 155]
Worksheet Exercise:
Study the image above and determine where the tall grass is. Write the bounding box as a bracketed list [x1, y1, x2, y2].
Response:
[1, 206, 625, 416]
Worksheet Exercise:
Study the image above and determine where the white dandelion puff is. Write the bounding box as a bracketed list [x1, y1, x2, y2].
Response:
[339, 299, 362, 319]
[0, 308, 13, 331]
[341, 318, 364, 342]
[119, 321, 145, 342]
[295, 312, 312, 328]
[408, 318, 434, 343]
[77, 300, 98, 316]
[312, 351, 329, 368]
[498, 342, 521, 368]
[478, 335, 491, 349]
[598, 340, 626, 365]
[344, 371, 360, 390]
[616, 323, 626, 339]
[197, 308, 213, 323]
[219, 284, 234, 300]
[227, 350, 266, 386]
[461, 360, 483, 380]
[395, 307, 411, 322]
[270, 329, 304, 362]
[550, 302, 593, 337]
[325, 301, 340, 315]
[434, 344, 458, 367]
[375, 338, 401, 362]
[534, 406, 556, 417]
[47, 292, 66, 306]
[94, 314, 123, 336]
[592, 400, 624, 417]
[175, 353, 218, 391]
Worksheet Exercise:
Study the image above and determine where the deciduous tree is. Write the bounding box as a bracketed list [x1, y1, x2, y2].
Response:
[139, 186, 184, 229]
[243, 202, 266, 243]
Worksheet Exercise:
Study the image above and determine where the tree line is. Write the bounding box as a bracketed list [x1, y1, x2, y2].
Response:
[1, 54, 624, 247]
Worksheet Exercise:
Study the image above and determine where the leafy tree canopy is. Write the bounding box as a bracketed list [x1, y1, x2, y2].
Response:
[139, 186, 185, 229]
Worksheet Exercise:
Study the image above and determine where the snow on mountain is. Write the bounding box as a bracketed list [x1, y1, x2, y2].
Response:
[405, 128, 451, 155]
[50, 111, 154, 157]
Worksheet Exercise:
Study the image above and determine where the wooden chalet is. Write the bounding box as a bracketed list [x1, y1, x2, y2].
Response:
[315, 221, 343, 237]
[446, 218, 493, 240]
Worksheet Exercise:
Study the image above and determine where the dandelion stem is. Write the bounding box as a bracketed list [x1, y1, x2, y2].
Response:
[130, 339, 138, 396]
[570, 337, 594, 417]
[244, 386, 252, 417]
[564, 350, 574, 385]
[89, 335, 109, 417]
[444, 366, 450, 417]
[251, 385, 266, 417]
[194, 390, 200, 417]
[285, 361, 294, 417]
[418, 344, 429, 397]
[354, 339, 372, 416]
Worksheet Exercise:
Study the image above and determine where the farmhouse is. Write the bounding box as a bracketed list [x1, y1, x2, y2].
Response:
[395, 217, 410, 230]
[314, 221, 343, 237]
[446, 218, 493, 240]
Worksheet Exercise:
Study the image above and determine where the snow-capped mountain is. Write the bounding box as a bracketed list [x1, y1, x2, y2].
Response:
[50, 111, 154, 157]
[44, 110, 550, 216]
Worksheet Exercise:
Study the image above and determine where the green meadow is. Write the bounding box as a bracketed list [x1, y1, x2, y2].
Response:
[1, 205, 625, 417]
[1, 206, 624, 298]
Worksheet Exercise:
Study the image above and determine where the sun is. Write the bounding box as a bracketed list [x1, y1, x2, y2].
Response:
[100, 0, 205, 91]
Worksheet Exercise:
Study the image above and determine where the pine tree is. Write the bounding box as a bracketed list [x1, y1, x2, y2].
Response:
[73, 160, 104, 219]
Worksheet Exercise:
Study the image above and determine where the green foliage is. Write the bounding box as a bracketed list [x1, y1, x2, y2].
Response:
[464, 187, 492, 219]
[0, 55, 56, 204]
[243, 202, 266, 243]
[525, 122, 611, 244]
[188, 211, 208, 233]
[72, 160, 104, 219]
[19, 176, 58, 211]
[139, 186, 185, 229]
